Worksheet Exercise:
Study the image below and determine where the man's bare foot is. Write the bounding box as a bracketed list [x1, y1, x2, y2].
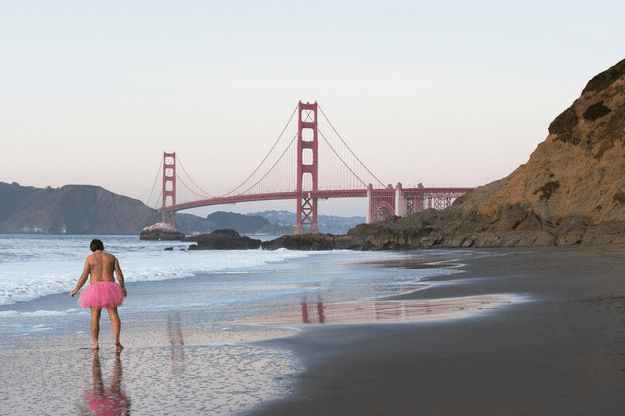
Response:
[90, 344, 99, 350]
[115, 341, 123, 349]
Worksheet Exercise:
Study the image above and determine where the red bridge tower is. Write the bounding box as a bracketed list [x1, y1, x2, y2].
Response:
[295, 101, 319, 234]
[162, 152, 177, 227]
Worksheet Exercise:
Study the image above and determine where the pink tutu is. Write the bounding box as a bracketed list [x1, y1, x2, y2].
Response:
[79, 281, 124, 309]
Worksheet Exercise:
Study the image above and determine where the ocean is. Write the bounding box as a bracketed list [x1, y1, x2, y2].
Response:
[0, 234, 486, 415]
[0, 234, 467, 323]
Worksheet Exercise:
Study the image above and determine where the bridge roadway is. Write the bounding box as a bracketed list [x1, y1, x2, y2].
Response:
[159, 187, 473, 213]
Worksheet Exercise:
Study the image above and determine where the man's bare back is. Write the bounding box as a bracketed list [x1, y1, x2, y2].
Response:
[84, 251, 125, 284]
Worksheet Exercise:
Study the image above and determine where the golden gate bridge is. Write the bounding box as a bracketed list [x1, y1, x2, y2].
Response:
[149, 101, 472, 234]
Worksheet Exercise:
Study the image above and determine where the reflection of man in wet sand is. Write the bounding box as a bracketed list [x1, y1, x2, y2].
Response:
[79, 350, 131, 415]
[71, 239, 127, 350]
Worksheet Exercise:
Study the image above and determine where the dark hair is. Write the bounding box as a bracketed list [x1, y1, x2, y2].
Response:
[90, 239, 104, 252]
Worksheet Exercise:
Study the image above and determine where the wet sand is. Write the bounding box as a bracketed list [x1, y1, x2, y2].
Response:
[239, 294, 516, 326]
[0, 307, 303, 415]
[249, 245, 625, 415]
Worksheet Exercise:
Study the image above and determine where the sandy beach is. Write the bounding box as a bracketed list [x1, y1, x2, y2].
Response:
[2, 245, 625, 415]
[249, 245, 625, 415]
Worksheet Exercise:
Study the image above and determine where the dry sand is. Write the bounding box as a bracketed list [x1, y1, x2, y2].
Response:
[249, 245, 625, 415]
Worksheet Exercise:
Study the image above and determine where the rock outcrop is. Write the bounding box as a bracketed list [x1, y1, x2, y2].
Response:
[183, 229, 262, 250]
[261, 233, 367, 251]
[140, 222, 186, 241]
[351, 58, 625, 248]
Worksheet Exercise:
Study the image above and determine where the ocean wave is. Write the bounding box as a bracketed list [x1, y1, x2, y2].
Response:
[0, 243, 314, 306]
[0, 309, 88, 318]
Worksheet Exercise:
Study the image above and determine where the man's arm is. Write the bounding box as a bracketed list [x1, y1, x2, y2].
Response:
[114, 258, 128, 298]
[70, 260, 91, 297]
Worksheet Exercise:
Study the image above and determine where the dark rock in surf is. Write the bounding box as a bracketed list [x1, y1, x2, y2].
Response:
[262, 233, 368, 251]
[184, 229, 261, 250]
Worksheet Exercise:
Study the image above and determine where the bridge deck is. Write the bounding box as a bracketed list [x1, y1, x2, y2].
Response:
[159, 188, 473, 213]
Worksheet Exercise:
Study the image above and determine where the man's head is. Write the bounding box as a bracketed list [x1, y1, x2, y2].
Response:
[90, 239, 104, 252]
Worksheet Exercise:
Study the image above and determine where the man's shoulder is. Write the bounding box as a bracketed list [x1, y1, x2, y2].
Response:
[103, 252, 118, 261]
[84, 253, 97, 267]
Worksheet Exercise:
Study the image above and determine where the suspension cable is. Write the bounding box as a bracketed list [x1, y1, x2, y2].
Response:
[152, 189, 163, 210]
[318, 105, 385, 187]
[175, 173, 216, 199]
[318, 129, 367, 188]
[237, 133, 298, 195]
[221, 103, 299, 197]
[146, 154, 164, 208]
[176, 154, 216, 198]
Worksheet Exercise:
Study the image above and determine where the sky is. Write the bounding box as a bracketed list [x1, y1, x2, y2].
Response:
[2, 0, 624, 217]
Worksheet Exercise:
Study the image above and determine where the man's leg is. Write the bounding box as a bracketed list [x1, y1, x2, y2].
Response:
[90, 307, 102, 349]
[108, 307, 123, 349]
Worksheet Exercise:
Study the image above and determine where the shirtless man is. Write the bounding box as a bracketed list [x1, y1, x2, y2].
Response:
[71, 239, 127, 350]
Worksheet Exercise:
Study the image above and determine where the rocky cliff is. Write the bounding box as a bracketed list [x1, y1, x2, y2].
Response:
[0, 183, 160, 234]
[350, 58, 625, 248]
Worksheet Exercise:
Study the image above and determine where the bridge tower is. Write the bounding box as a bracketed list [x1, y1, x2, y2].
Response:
[162, 152, 177, 227]
[295, 101, 319, 234]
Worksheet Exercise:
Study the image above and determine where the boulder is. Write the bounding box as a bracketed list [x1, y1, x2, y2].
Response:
[183, 229, 261, 250]
[140, 222, 185, 241]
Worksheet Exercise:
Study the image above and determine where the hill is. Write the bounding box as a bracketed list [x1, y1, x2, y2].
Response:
[250, 210, 365, 234]
[350, 58, 625, 248]
[0, 182, 160, 234]
[204, 211, 293, 235]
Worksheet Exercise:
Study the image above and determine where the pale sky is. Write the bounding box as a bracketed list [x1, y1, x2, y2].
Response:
[2, 1, 624, 217]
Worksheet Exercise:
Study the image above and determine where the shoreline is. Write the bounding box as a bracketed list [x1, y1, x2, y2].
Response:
[3, 245, 625, 414]
[249, 245, 625, 415]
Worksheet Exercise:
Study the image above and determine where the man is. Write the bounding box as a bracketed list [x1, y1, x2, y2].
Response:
[71, 239, 128, 350]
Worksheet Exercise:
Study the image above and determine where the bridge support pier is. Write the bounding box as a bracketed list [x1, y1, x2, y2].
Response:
[366, 184, 373, 224]
[366, 183, 403, 224]
[395, 183, 407, 217]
